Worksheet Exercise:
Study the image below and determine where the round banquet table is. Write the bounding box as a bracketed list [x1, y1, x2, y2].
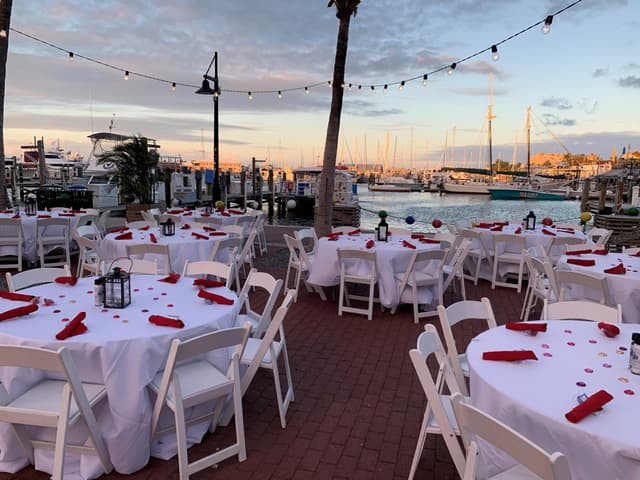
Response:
[557, 252, 640, 323]
[100, 225, 226, 274]
[0, 275, 239, 479]
[306, 233, 441, 308]
[467, 320, 640, 479]
[166, 208, 249, 226]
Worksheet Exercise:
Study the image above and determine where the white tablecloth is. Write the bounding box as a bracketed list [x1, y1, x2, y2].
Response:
[467, 321, 640, 479]
[168, 208, 248, 226]
[0, 275, 239, 479]
[100, 226, 226, 274]
[557, 252, 640, 323]
[307, 233, 440, 308]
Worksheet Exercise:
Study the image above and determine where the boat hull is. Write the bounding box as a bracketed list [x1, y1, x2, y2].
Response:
[443, 182, 490, 195]
[488, 188, 566, 201]
[368, 184, 411, 192]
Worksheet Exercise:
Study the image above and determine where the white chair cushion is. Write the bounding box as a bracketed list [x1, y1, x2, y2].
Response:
[150, 360, 230, 405]
[241, 337, 283, 366]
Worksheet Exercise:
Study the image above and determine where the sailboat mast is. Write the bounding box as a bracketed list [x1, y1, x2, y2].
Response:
[526, 106, 531, 178]
[487, 74, 495, 178]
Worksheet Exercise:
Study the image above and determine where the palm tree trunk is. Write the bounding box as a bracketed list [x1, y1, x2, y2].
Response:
[0, 0, 12, 210]
[315, 9, 353, 236]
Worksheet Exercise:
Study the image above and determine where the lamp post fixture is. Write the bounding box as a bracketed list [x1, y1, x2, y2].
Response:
[195, 51, 222, 202]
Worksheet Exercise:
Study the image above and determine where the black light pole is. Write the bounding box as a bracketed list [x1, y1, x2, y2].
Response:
[195, 51, 222, 202]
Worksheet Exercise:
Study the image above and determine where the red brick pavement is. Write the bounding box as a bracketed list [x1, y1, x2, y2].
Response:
[0, 248, 531, 480]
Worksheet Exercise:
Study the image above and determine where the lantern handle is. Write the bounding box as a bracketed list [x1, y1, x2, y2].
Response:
[106, 257, 134, 275]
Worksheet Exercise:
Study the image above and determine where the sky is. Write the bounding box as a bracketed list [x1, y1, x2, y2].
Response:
[4, 0, 640, 171]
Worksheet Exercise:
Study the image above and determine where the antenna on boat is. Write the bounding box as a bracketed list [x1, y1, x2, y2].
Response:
[487, 73, 496, 178]
[526, 106, 531, 178]
[108, 114, 115, 133]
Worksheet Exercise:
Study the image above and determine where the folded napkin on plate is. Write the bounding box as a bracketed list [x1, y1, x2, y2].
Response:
[482, 350, 538, 361]
[197, 288, 234, 305]
[229, 209, 244, 215]
[200, 212, 211, 217]
[476, 223, 493, 229]
[542, 229, 557, 236]
[419, 238, 440, 244]
[202, 225, 217, 232]
[565, 390, 613, 423]
[490, 225, 503, 232]
[402, 240, 416, 249]
[0, 290, 36, 302]
[55, 276, 78, 286]
[209, 231, 227, 236]
[158, 273, 180, 283]
[192, 232, 208, 240]
[138, 225, 150, 231]
[348, 229, 361, 236]
[365, 239, 375, 249]
[167, 209, 183, 214]
[505, 322, 547, 332]
[150, 233, 158, 243]
[0, 302, 38, 321]
[592, 249, 609, 255]
[566, 258, 595, 266]
[37, 214, 51, 219]
[193, 278, 226, 288]
[181, 223, 191, 230]
[0, 209, 12, 214]
[114, 232, 133, 240]
[514, 227, 522, 234]
[55, 312, 87, 340]
[604, 263, 626, 274]
[111, 226, 129, 234]
[411, 233, 424, 239]
[598, 322, 620, 338]
[148, 314, 184, 329]
[182, 211, 192, 216]
[220, 212, 231, 217]
[11, 213, 19, 219]
[566, 249, 592, 255]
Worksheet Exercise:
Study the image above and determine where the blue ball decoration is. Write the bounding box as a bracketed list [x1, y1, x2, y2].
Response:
[405, 215, 415, 225]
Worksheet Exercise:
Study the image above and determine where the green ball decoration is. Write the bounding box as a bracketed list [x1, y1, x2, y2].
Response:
[626, 207, 639, 216]
[378, 210, 388, 219]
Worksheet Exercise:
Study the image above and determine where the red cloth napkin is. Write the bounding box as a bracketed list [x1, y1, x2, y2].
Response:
[55, 276, 78, 286]
[209, 231, 227, 236]
[0, 290, 36, 302]
[565, 390, 613, 423]
[200, 212, 210, 217]
[229, 209, 244, 215]
[167, 209, 182, 214]
[220, 212, 231, 217]
[476, 223, 492, 229]
[402, 240, 416, 249]
[514, 227, 522, 234]
[55, 312, 87, 340]
[148, 314, 184, 329]
[411, 233, 424, 239]
[542, 229, 557, 236]
[566, 258, 595, 267]
[57, 213, 75, 217]
[566, 249, 592, 255]
[598, 322, 620, 338]
[0, 302, 38, 321]
[490, 225, 503, 232]
[37, 214, 51, 219]
[557, 227, 574, 232]
[150, 233, 158, 243]
[197, 288, 234, 305]
[111, 227, 129, 234]
[505, 322, 547, 332]
[348, 229, 361, 236]
[604, 263, 626, 274]
[628, 251, 640, 257]
[419, 238, 440, 244]
[138, 225, 150, 231]
[69, 210, 87, 214]
[181, 223, 191, 230]
[202, 226, 217, 232]
[182, 211, 192, 216]
[192, 232, 208, 240]
[115, 232, 133, 240]
[494, 221, 509, 226]
[482, 350, 538, 361]
[365, 239, 375, 249]
[193, 279, 226, 288]
[592, 249, 609, 255]
[158, 273, 180, 283]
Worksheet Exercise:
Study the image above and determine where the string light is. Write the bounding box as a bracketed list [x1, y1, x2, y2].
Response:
[68, 51, 74, 62]
[422, 74, 428, 86]
[383, 84, 388, 94]
[327, 81, 331, 86]
[491, 45, 499, 61]
[348, 83, 352, 91]
[358, 85, 362, 92]
[305, 86, 309, 94]
[278, 90, 282, 98]
[370, 85, 375, 94]
[0, 30, 6, 38]
[542, 15, 553, 34]
[341, 82, 345, 88]
[448, 63, 456, 75]
[171, 82, 176, 91]
[124, 70, 129, 80]
[399, 80, 405, 91]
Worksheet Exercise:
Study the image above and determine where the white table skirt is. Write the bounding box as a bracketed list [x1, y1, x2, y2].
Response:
[100, 226, 226, 274]
[307, 233, 441, 308]
[557, 252, 640, 323]
[0, 275, 239, 479]
[467, 321, 640, 479]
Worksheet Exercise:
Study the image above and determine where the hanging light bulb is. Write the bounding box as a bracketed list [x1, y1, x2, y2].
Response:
[348, 83, 353, 91]
[358, 85, 362, 92]
[213, 88, 220, 97]
[341, 82, 345, 89]
[248, 91, 253, 100]
[68, 51, 74, 62]
[124, 70, 130, 80]
[542, 15, 553, 34]
[327, 80, 332, 86]
[383, 84, 388, 94]
[422, 74, 428, 86]
[448, 63, 456, 75]
[171, 82, 176, 91]
[399, 81, 405, 91]
[0, 30, 6, 38]
[305, 86, 310, 94]
[278, 90, 282, 99]
[491, 45, 499, 61]
[370, 85, 375, 94]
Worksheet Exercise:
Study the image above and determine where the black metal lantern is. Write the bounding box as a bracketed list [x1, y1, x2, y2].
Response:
[376, 211, 389, 242]
[104, 265, 131, 309]
[525, 210, 537, 230]
[162, 217, 175, 236]
[25, 195, 37, 216]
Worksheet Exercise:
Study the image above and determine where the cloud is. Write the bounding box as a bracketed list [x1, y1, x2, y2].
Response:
[593, 67, 609, 78]
[344, 99, 403, 117]
[541, 114, 576, 127]
[577, 98, 598, 115]
[540, 97, 572, 110]
[619, 76, 640, 88]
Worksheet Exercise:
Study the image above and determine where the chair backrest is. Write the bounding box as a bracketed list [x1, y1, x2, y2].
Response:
[554, 269, 611, 304]
[209, 237, 243, 264]
[140, 210, 158, 226]
[437, 297, 496, 394]
[241, 290, 296, 394]
[126, 243, 172, 274]
[409, 324, 466, 478]
[73, 224, 101, 241]
[434, 230, 456, 246]
[493, 233, 526, 256]
[236, 215, 256, 236]
[548, 236, 587, 258]
[0, 218, 23, 240]
[337, 248, 377, 281]
[542, 299, 622, 323]
[588, 227, 611, 248]
[37, 217, 70, 238]
[294, 228, 319, 256]
[283, 234, 302, 266]
[443, 238, 472, 292]
[6, 265, 71, 291]
[523, 251, 560, 301]
[397, 249, 446, 294]
[76, 214, 99, 229]
[292, 234, 315, 270]
[182, 260, 235, 289]
[527, 244, 549, 261]
[237, 229, 257, 265]
[75, 235, 101, 277]
[237, 268, 284, 338]
[221, 225, 244, 238]
[450, 393, 572, 480]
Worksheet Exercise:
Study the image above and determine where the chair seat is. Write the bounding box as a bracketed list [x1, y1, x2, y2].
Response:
[238, 313, 260, 332]
[242, 337, 283, 366]
[426, 394, 462, 433]
[490, 463, 543, 480]
[495, 252, 522, 263]
[459, 353, 469, 377]
[393, 271, 438, 287]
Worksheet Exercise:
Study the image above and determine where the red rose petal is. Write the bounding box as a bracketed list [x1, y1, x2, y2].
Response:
[141, 309, 149, 313]
[564, 329, 572, 334]
[61, 317, 69, 322]
[576, 381, 586, 387]
[53, 309, 61, 313]
[589, 339, 597, 344]
[161, 292, 167, 296]
[167, 304, 174, 307]
[584, 368, 594, 373]
[87, 290, 93, 294]
[603, 363, 612, 368]
[624, 389, 635, 395]
[541, 344, 550, 349]
[543, 352, 553, 357]
[567, 342, 575, 346]
[113, 315, 120, 319]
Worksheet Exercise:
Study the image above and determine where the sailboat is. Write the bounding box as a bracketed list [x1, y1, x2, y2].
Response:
[487, 107, 565, 201]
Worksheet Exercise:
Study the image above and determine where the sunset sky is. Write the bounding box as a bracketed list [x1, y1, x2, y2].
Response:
[4, 0, 639, 171]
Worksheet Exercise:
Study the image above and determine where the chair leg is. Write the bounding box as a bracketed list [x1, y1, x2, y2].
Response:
[52, 392, 72, 480]
[281, 343, 295, 404]
[338, 277, 345, 316]
[174, 403, 190, 480]
[233, 375, 247, 462]
[412, 283, 419, 324]
[491, 257, 498, 290]
[459, 274, 466, 300]
[367, 281, 374, 320]
[270, 352, 288, 428]
[473, 256, 481, 286]
[408, 406, 431, 480]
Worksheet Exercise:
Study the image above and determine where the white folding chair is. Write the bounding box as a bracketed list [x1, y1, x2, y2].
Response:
[460, 229, 493, 286]
[239, 290, 296, 428]
[588, 227, 612, 249]
[140, 210, 158, 226]
[74, 224, 102, 241]
[149, 325, 251, 480]
[126, 243, 172, 274]
[337, 248, 379, 321]
[542, 299, 622, 323]
[555, 269, 611, 305]
[283, 234, 314, 302]
[0, 218, 24, 271]
[236, 268, 284, 338]
[521, 253, 559, 321]
[491, 233, 526, 292]
[437, 298, 497, 395]
[249, 210, 268, 256]
[37, 217, 71, 268]
[6, 265, 71, 292]
[294, 227, 319, 260]
[408, 324, 467, 480]
[209, 237, 242, 265]
[182, 260, 235, 289]
[74, 236, 101, 278]
[220, 224, 244, 239]
[450, 392, 572, 480]
[442, 238, 472, 301]
[0, 345, 113, 480]
[392, 249, 447, 323]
